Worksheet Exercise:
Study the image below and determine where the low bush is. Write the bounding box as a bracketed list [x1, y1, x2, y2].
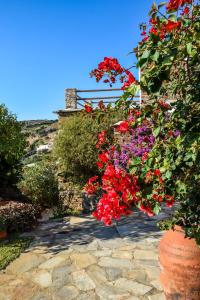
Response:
[18, 160, 59, 208]
[53, 109, 124, 186]
[0, 201, 38, 233]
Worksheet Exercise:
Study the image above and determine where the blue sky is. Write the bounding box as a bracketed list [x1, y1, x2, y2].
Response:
[0, 0, 153, 120]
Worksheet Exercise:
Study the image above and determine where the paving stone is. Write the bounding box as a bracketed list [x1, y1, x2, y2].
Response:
[55, 248, 73, 257]
[148, 293, 166, 300]
[0, 282, 39, 300]
[0, 286, 14, 300]
[98, 257, 132, 269]
[144, 266, 160, 280]
[8, 278, 25, 286]
[76, 291, 97, 300]
[95, 284, 130, 300]
[134, 250, 158, 260]
[98, 238, 125, 249]
[30, 291, 52, 300]
[0, 274, 15, 286]
[53, 285, 79, 300]
[105, 267, 122, 281]
[118, 244, 137, 251]
[38, 256, 67, 269]
[32, 269, 52, 288]
[112, 250, 132, 259]
[150, 279, 163, 291]
[70, 216, 93, 225]
[70, 253, 97, 269]
[52, 264, 74, 288]
[72, 270, 96, 291]
[87, 265, 107, 285]
[6, 253, 46, 274]
[122, 268, 148, 283]
[93, 250, 112, 257]
[70, 244, 88, 253]
[114, 278, 153, 296]
[134, 259, 159, 268]
[87, 240, 99, 251]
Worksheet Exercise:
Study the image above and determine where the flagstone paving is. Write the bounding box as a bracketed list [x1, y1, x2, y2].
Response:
[0, 211, 171, 300]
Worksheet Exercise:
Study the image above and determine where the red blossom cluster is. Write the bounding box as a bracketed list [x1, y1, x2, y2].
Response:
[116, 120, 130, 133]
[121, 70, 136, 90]
[148, 19, 181, 41]
[165, 194, 175, 207]
[84, 176, 99, 194]
[96, 130, 107, 149]
[84, 103, 93, 113]
[90, 57, 123, 85]
[93, 164, 140, 225]
[91, 57, 136, 89]
[166, 0, 192, 12]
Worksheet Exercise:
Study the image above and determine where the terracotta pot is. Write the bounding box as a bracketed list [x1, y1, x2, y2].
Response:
[0, 230, 7, 239]
[159, 225, 200, 300]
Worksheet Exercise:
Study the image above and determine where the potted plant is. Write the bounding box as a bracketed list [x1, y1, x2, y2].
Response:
[84, 0, 200, 298]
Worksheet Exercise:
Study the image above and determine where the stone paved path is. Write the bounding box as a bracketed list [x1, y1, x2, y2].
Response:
[0, 211, 170, 300]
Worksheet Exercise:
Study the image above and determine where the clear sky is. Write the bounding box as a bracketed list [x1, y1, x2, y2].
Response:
[0, 0, 153, 120]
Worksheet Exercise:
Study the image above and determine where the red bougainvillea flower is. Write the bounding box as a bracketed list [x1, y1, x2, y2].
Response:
[150, 18, 158, 25]
[149, 27, 158, 36]
[152, 193, 163, 202]
[84, 176, 99, 195]
[142, 152, 149, 163]
[166, 0, 192, 12]
[154, 169, 161, 176]
[96, 161, 104, 169]
[98, 152, 109, 164]
[141, 36, 149, 44]
[84, 103, 92, 113]
[116, 121, 129, 133]
[121, 71, 136, 90]
[96, 130, 107, 149]
[164, 20, 181, 32]
[165, 195, 175, 207]
[139, 204, 155, 217]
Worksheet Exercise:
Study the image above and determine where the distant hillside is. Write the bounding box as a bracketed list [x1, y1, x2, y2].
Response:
[21, 119, 58, 165]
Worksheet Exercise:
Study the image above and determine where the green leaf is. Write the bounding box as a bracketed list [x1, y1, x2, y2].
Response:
[168, 14, 177, 21]
[158, 2, 166, 9]
[165, 170, 172, 179]
[153, 126, 161, 137]
[152, 51, 160, 62]
[186, 43, 192, 56]
[130, 157, 141, 166]
[153, 203, 161, 215]
[141, 49, 151, 60]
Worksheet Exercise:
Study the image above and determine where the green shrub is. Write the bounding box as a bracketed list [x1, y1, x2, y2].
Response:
[53, 110, 124, 186]
[0, 104, 26, 187]
[0, 201, 38, 233]
[18, 160, 59, 208]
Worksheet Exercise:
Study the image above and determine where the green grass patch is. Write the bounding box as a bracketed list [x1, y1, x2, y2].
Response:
[0, 235, 33, 270]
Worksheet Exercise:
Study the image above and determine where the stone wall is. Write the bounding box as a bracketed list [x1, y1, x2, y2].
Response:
[58, 176, 83, 212]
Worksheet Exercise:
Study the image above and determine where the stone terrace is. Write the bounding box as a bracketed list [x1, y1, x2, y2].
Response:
[0, 210, 170, 300]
